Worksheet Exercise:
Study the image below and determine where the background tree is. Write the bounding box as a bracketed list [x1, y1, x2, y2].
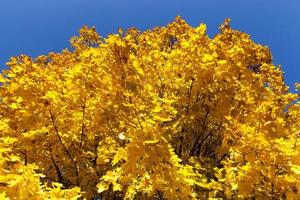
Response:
[0, 17, 299, 199]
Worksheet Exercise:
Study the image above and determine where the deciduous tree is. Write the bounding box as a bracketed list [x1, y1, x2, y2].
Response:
[0, 17, 299, 199]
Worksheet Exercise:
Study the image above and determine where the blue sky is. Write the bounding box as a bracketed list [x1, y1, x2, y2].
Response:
[0, 0, 299, 89]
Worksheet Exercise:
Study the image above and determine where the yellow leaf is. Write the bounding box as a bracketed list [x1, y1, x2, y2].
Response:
[97, 182, 109, 193]
[152, 106, 162, 113]
[133, 60, 144, 76]
[9, 103, 18, 110]
[0, 74, 6, 83]
[290, 164, 300, 175]
[143, 139, 159, 144]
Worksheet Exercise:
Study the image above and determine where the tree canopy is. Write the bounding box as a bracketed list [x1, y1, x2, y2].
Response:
[0, 17, 299, 199]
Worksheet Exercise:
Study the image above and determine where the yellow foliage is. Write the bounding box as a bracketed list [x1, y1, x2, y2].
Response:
[0, 17, 299, 199]
[0, 137, 82, 200]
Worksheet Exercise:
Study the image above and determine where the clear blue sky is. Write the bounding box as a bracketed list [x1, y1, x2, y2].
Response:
[0, 0, 299, 89]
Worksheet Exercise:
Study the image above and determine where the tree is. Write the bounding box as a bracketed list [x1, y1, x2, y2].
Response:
[0, 17, 299, 199]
